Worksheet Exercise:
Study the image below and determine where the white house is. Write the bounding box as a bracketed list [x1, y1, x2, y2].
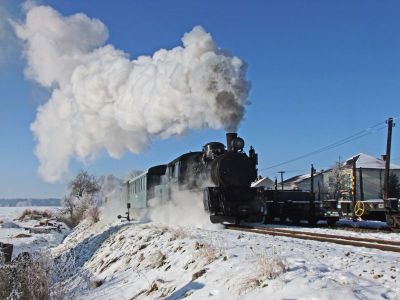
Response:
[251, 176, 275, 189]
[281, 153, 400, 200]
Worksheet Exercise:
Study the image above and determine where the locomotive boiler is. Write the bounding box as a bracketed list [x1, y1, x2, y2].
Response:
[201, 133, 265, 223]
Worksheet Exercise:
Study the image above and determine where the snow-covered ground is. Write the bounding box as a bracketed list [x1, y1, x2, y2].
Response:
[1, 206, 400, 299]
[0, 206, 68, 257]
[49, 218, 400, 300]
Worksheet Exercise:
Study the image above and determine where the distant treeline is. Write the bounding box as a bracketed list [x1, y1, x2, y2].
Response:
[0, 198, 61, 207]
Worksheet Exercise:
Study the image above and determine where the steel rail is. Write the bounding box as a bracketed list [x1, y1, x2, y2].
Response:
[261, 227, 400, 246]
[225, 224, 400, 253]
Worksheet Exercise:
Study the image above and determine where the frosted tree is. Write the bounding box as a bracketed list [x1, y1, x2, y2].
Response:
[62, 170, 101, 226]
[327, 162, 350, 200]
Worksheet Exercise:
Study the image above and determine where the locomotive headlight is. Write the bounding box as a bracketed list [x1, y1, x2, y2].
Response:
[232, 137, 245, 151]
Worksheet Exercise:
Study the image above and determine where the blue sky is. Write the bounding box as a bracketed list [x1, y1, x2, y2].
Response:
[1, 0, 399, 198]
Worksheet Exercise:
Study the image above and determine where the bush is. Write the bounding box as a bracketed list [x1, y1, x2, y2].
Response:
[0, 252, 51, 300]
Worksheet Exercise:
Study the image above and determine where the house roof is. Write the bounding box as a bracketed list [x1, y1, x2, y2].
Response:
[283, 171, 324, 184]
[344, 153, 400, 169]
[283, 174, 309, 184]
[251, 176, 274, 188]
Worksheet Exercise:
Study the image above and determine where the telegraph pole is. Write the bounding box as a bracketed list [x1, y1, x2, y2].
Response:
[278, 171, 285, 190]
[310, 164, 316, 222]
[383, 117, 394, 200]
[351, 157, 357, 220]
[310, 164, 315, 194]
[359, 167, 364, 201]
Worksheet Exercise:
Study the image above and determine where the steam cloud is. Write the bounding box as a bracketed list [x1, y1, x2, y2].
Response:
[14, 5, 250, 182]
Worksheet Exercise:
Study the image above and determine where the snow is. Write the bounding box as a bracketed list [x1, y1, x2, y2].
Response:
[344, 153, 400, 169]
[1, 206, 400, 299]
[0, 206, 68, 257]
[49, 217, 400, 299]
[251, 177, 274, 188]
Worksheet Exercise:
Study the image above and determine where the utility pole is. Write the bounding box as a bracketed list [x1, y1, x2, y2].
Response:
[359, 167, 364, 201]
[310, 164, 315, 194]
[383, 117, 394, 200]
[352, 157, 357, 220]
[278, 171, 285, 190]
[310, 164, 316, 222]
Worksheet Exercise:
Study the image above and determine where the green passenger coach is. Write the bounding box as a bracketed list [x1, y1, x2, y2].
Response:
[123, 165, 167, 209]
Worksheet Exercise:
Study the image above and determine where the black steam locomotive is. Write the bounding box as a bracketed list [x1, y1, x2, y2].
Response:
[121, 133, 339, 225]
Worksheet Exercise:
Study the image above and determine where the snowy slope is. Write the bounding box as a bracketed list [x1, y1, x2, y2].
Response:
[50, 219, 400, 300]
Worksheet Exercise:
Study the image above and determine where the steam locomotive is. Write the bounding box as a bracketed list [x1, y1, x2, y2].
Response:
[120, 133, 339, 225]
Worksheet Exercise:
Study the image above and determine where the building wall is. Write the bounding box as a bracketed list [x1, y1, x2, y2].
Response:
[288, 169, 400, 200]
[356, 169, 400, 200]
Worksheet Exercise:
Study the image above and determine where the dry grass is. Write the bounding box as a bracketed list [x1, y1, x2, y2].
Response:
[194, 241, 222, 266]
[256, 254, 286, 279]
[165, 226, 189, 241]
[147, 250, 166, 268]
[238, 252, 287, 295]
[17, 209, 53, 221]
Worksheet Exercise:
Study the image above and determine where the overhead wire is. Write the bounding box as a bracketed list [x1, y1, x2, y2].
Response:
[260, 120, 387, 172]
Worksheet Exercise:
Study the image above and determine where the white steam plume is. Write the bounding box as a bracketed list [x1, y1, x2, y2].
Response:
[14, 5, 250, 182]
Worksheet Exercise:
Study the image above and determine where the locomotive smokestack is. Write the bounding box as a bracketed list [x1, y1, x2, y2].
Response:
[226, 132, 238, 151]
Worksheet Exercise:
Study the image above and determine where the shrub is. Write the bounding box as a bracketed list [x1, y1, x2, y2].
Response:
[0, 252, 51, 300]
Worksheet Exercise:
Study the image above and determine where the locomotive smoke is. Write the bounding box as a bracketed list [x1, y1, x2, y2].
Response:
[14, 5, 250, 182]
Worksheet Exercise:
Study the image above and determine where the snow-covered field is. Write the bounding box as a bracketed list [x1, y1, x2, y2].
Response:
[1, 206, 400, 299]
[0, 206, 67, 257]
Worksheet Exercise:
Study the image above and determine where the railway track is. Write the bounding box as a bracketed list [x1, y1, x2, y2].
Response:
[225, 224, 400, 253]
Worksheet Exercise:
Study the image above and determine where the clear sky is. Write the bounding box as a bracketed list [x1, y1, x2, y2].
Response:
[1, 0, 399, 198]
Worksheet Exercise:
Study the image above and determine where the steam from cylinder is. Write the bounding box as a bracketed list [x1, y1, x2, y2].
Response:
[13, 5, 250, 182]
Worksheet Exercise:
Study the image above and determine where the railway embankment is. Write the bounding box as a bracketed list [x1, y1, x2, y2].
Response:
[46, 218, 400, 299]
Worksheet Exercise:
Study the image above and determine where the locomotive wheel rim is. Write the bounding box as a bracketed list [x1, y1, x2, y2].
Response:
[354, 201, 365, 217]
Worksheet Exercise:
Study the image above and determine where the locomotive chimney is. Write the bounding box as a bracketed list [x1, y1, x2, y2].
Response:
[226, 132, 237, 151]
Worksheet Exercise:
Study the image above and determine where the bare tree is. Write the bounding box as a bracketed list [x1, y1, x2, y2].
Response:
[69, 170, 100, 200]
[61, 170, 101, 227]
[327, 162, 350, 200]
[62, 195, 75, 220]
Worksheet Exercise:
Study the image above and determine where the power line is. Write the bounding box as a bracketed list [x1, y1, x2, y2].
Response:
[260, 120, 386, 171]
